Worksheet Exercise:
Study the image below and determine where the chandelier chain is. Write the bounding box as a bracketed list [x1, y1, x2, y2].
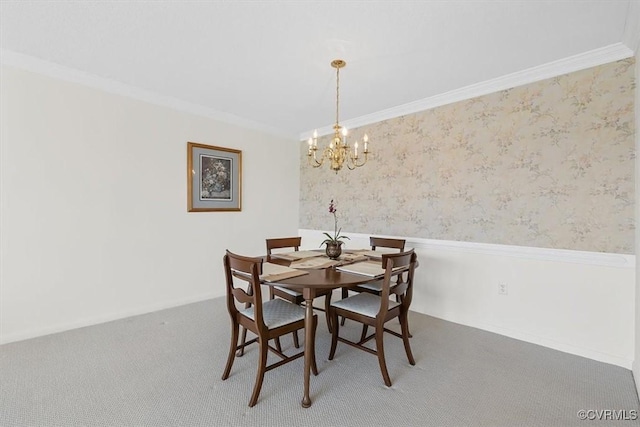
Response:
[335, 66, 340, 128]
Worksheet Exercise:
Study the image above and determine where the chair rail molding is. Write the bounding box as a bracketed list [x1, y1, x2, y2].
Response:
[299, 230, 635, 269]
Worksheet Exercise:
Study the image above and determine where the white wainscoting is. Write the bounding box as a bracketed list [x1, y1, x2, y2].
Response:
[299, 229, 635, 368]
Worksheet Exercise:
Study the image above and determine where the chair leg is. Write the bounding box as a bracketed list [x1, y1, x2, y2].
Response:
[236, 326, 248, 357]
[274, 337, 283, 353]
[328, 309, 340, 360]
[400, 311, 415, 365]
[359, 325, 369, 343]
[222, 323, 239, 380]
[324, 292, 332, 333]
[237, 300, 253, 356]
[248, 337, 269, 407]
[375, 324, 392, 387]
[292, 330, 300, 348]
[340, 288, 348, 326]
[399, 295, 412, 338]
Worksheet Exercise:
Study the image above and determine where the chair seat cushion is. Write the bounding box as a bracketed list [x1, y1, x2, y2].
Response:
[356, 280, 401, 293]
[331, 292, 400, 318]
[241, 299, 306, 329]
[356, 279, 384, 292]
[273, 285, 303, 297]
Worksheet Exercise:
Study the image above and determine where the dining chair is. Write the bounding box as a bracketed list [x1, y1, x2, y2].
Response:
[328, 249, 417, 387]
[222, 250, 318, 407]
[266, 237, 334, 336]
[342, 237, 406, 297]
[340, 237, 407, 339]
[266, 237, 305, 309]
[236, 236, 322, 357]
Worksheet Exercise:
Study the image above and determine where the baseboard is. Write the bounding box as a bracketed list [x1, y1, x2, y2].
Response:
[0, 292, 217, 345]
[419, 309, 633, 369]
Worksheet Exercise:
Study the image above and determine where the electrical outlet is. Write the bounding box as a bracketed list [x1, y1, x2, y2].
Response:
[498, 282, 508, 296]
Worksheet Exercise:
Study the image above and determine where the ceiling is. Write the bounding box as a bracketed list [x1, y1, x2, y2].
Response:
[1, 1, 637, 140]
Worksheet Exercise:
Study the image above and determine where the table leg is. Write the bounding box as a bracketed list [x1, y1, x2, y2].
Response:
[302, 297, 314, 408]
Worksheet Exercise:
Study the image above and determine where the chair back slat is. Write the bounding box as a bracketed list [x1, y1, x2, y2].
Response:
[391, 279, 408, 294]
[266, 237, 302, 261]
[231, 286, 254, 305]
[370, 237, 405, 251]
[382, 251, 413, 269]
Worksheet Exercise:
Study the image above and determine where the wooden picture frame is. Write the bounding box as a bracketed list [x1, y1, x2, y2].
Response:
[187, 142, 242, 212]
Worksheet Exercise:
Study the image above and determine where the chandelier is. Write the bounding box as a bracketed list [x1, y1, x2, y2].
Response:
[307, 59, 369, 172]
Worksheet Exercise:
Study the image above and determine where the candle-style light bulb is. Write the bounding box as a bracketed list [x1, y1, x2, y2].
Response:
[342, 127, 347, 146]
[354, 141, 358, 157]
[363, 134, 369, 152]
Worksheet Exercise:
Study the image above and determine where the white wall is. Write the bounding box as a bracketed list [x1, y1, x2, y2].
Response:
[0, 65, 300, 344]
[300, 229, 635, 368]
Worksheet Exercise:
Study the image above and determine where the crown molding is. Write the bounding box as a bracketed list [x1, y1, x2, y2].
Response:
[0, 49, 295, 140]
[1, 45, 631, 144]
[299, 43, 634, 141]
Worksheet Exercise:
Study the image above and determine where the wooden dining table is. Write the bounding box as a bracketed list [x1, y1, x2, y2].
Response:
[267, 264, 374, 408]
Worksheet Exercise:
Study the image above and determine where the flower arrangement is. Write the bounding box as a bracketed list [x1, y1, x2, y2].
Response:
[321, 199, 350, 247]
[201, 159, 230, 198]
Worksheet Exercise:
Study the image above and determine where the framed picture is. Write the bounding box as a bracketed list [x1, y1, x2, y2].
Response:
[187, 142, 242, 212]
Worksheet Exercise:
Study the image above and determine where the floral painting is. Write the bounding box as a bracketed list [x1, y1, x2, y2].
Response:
[188, 142, 242, 212]
[200, 155, 232, 200]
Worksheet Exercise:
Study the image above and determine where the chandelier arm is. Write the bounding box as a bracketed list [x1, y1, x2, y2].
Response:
[307, 149, 324, 167]
[347, 150, 367, 168]
[308, 156, 323, 168]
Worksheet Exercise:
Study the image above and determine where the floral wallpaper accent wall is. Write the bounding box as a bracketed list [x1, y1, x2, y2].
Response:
[299, 58, 635, 254]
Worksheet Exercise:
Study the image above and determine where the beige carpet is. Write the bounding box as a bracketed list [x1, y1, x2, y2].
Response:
[1, 297, 639, 427]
